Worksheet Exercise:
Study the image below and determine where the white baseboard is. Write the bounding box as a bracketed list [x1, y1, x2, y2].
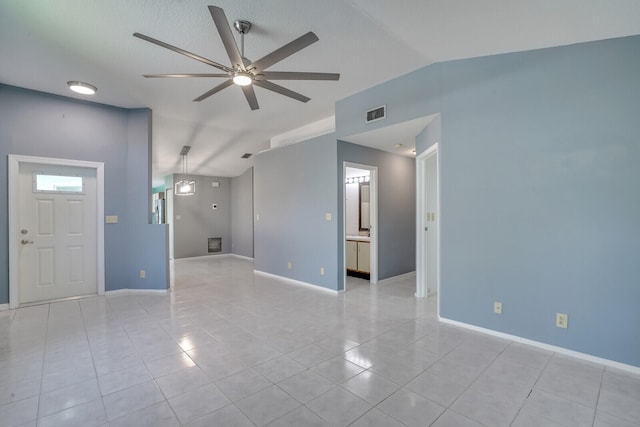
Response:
[377, 271, 416, 285]
[0, 303, 9, 311]
[173, 254, 231, 262]
[172, 253, 254, 262]
[254, 270, 338, 294]
[230, 254, 254, 261]
[439, 317, 640, 375]
[106, 288, 170, 296]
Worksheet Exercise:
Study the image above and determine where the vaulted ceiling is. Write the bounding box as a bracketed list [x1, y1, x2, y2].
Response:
[1, 1, 638, 186]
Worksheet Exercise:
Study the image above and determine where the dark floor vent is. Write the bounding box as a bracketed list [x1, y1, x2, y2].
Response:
[241, 153, 252, 159]
[208, 237, 222, 253]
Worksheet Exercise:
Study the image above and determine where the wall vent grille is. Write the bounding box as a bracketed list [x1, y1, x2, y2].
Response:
[208, 237, 222, 253]
[366, 105, 386, 123]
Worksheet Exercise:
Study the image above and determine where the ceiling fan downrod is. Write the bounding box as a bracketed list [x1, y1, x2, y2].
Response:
[233, 20, 251, 59]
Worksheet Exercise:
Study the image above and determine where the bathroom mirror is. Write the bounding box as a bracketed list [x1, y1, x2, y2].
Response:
[359, 182, 370, 231]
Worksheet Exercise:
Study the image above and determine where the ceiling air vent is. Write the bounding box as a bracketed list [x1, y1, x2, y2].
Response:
[366, 105, 386, 123]
[241, 153, 252, 159]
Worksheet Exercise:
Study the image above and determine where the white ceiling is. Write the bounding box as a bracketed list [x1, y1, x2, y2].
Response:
[1, 1, 639, 186]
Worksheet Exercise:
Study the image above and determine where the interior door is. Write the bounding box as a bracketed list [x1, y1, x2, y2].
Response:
[425, 153, 438, 294]
[18, 163, 97, 304]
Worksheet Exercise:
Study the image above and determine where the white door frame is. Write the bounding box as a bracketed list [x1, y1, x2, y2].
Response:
[343, 162, 378, 288]
[8, 154, 105, 308]
[416, 143, 440, 306]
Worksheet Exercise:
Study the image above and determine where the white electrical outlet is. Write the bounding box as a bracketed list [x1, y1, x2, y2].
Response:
[320, 267, 325, 275]
[139, 270, 146, 279]
[287, 261, 292, 270]
[325, 213, 332, 221]
[556, 313, 568, 328]
[105, 215, 118, 224]
[494, 301, 502, 314]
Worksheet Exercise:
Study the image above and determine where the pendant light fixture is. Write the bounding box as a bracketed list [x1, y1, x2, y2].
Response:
[174, 145, 196, 196]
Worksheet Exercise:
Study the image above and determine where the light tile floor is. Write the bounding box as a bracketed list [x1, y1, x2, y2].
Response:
[1, 256, 639, 426]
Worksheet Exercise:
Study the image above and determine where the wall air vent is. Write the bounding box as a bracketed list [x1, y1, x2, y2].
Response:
[366, 105, 386, 123]
[208, 237, 222, 253]
[241, 153, 252, 159]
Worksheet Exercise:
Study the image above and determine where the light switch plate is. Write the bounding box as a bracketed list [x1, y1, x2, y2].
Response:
[106, 215, 118, 224]
[325, 213, 332, 221]
[494, 301, 502, 314]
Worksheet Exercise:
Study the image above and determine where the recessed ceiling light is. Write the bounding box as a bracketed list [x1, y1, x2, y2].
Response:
[67, 81, 97, 95]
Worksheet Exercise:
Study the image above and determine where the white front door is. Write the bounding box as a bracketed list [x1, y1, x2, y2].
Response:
[18, 163, 97, 304]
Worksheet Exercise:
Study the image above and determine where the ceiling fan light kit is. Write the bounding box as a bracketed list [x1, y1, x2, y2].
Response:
[232, 72, 252, 86]
[134, 5, 339, 110]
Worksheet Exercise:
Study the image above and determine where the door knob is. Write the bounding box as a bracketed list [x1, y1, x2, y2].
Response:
[21, 239, 34, 245]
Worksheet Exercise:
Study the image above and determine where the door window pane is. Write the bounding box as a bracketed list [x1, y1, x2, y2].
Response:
[33, 174, 84, 193]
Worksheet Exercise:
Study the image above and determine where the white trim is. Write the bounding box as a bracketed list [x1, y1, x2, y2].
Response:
[173, 253, 236, 262]
[0, 304, 9, 311]
[439, 317, 640, 375]
[343, 162, 378, 290]
[8, 154, 105, 309]
[376, 271, 416, 285]
[416, 143, 440, 313]
[230, 254, 254, 261]
[105, 288, 170, 296]
[270, 116, 335, 148]
[254, 270, 339, 294]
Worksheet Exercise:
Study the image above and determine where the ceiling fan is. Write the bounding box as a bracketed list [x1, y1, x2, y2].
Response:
[133, 5, 340, 110]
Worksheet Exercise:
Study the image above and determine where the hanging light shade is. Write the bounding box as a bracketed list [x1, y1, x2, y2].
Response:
[175, 179, 196, 196]
[175, 146, 196, 196]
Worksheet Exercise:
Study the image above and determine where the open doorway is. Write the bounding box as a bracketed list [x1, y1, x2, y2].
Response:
[343, 163, 378, 290]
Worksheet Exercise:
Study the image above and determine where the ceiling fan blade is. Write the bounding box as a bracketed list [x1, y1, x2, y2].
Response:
[259, 71, 340, 81]
[208, 6, 245, 70]
[193, 79, 234, 102]
[249, 32, 319, 73]
[241, 85, 260, 111]
[143, 73, 229, 78]
[253, 80, 310, 103]
[134, 33, 233, 73]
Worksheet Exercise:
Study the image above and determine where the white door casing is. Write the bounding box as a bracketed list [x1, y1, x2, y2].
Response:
[416, 143, 440, 302]
[9, 155, 105, 308]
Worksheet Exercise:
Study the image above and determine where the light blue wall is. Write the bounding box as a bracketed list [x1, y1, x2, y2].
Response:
[337, 142, 416, 290]
[0, 85, 169, 298]
[231, 167, 254, 258]
[415, 114, 440, 154]
[254, 134, 339, 290]
[335, 36, 640, 367]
